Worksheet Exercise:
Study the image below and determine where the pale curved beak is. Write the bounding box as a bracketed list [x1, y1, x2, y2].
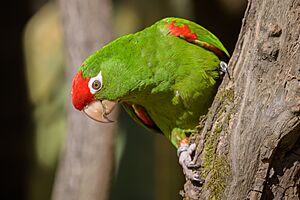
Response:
[83, 100, 117, 123]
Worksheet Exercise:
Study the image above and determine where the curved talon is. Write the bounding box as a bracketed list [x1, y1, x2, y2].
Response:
[187, 161, 200, 168]
[220, 61, 231, 79]
[192, 173, 203, 183]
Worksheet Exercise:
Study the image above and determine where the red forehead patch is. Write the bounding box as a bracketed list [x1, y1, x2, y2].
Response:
[71, 70, 94, 110]
[165, 20, 197, 42]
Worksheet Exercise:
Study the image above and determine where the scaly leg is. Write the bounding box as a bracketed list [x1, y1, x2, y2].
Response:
[171, 128, 203, 183]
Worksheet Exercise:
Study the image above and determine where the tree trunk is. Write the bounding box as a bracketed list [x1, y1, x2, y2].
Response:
[51, 1, 116, 200]
[183, 0, 300, 199]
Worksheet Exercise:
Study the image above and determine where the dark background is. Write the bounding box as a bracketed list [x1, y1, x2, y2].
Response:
[1, 1, 31, 199]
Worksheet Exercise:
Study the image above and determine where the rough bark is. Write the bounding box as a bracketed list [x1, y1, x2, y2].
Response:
[183, 0, 300, 199]
[51, 1, 116, 200]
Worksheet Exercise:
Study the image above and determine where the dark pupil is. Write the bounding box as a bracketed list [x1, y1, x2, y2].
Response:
[92, 80, 101, 90]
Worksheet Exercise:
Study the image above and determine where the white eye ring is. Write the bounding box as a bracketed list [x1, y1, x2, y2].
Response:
[88, 71, 103, 94]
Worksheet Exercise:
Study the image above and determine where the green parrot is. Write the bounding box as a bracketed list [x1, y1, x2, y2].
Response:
[71, 17, 229, 181]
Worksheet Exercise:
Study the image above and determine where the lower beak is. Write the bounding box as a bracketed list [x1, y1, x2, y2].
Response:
[83, 100, 117, 123]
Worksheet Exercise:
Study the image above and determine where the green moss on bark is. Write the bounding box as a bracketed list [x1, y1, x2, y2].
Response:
[200, 87, 234, 200]
[201, 123, 231, 200]
[215, 87, 235, 103]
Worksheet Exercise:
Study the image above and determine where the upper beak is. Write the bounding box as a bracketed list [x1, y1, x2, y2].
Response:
[83, 100, 117, 123]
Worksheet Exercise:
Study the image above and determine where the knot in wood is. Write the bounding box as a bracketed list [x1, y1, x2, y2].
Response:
[268, 23, 282, 37]
[259, 41, 279, 61]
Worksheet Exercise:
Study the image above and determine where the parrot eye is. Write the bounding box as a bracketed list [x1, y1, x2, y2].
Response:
[88, 71, 103, 94]
[92, 80, 101, 90]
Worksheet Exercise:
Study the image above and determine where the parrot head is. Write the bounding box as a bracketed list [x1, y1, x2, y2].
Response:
[71, 59, 117, 123]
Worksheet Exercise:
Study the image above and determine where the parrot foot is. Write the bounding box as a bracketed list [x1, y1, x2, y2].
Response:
[177, 142, 203, 183]
[220, 61, 231, 79]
